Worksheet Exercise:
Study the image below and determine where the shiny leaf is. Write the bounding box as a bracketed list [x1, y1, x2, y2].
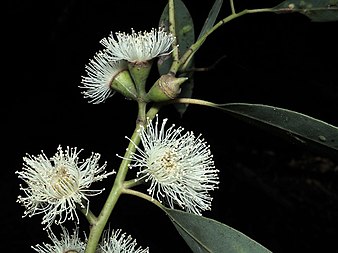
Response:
[163, 208, 272, 253]
[273, 0, 338, 22]
[218, 103, 338, 158]
[197, 0, 223, 40]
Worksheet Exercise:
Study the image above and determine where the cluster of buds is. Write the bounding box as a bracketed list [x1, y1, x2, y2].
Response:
[80, 27, 187, 104]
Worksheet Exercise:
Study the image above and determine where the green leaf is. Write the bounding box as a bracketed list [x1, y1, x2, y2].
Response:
[273, 0, 338, 22]
[163, 207, 272, 253]
[218, 103, 338, 157]
[158, 0, 195, 116]
[197, 0, 223, 40]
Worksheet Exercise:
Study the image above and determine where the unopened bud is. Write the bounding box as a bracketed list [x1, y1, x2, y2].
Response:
[146, 74, 187, 102]
[111, 69, 137, 100]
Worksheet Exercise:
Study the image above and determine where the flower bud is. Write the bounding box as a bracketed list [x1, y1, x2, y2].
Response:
[111, 69, 137, 100]
[146, 74, 188, 102]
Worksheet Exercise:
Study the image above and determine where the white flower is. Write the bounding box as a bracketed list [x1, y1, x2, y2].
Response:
[80, 50, 128, 104]
[16, 146, 115, 228]
[127, 115, 219, 215]
[100, 27, 175, 63]
[98, 228, 149, 253]
[32, 226, 85, 253]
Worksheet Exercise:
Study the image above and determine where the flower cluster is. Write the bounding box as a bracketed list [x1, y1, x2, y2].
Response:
[32, 226, 85, 253]
[32, 226, 148, 253]
[16, 146, 114, 228]
[80, 27, 175, 104]
[127, 115, 220, 215]
[17, 21, 222, 251]
[98, 228, 149, 253]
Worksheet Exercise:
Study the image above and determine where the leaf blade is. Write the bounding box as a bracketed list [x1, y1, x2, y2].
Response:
[197, 0, 223, 40]
[163, 208, 272, 253]
[273, 0, 338, 22]
[217, 103, 338, 157]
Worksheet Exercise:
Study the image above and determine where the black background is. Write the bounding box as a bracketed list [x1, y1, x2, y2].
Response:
[3, 1, 338, 252]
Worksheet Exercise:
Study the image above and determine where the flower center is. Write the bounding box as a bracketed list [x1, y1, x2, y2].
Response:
[160, 149, 178, 173]
[50, 166, 77, 197]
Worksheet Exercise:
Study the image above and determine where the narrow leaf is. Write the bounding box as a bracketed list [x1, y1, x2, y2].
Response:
[163, 207, 272, 253]
[218, 103, 338, 157]
[158, 0, 195, 116]
[273, 0, 338, 22]
[197, 0, 223, 40]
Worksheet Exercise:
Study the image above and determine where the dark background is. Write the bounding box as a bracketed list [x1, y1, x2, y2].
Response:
[3, 1, 338, 252]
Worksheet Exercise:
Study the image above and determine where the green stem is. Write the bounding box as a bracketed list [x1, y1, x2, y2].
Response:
[178, 8, 273, 73]
[123, 178, 144, 189]
[78, 206, 98, 226]
[84, 105, 161, 253]
[230, 0, 236, 14]
[168, 0, 180, 74]
[169, 97, 220, 108]
[84, 134, 137, 253]
[137, 101, 147, 125]
[122, 188, 165, 210]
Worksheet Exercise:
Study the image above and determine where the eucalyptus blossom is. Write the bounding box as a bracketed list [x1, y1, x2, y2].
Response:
[127, 115, 220, 215]
[98, 228, 149, 253]
[16, 146, 114, 228]
[31, 226, 85, 253]
[100, 27, 175, 63]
